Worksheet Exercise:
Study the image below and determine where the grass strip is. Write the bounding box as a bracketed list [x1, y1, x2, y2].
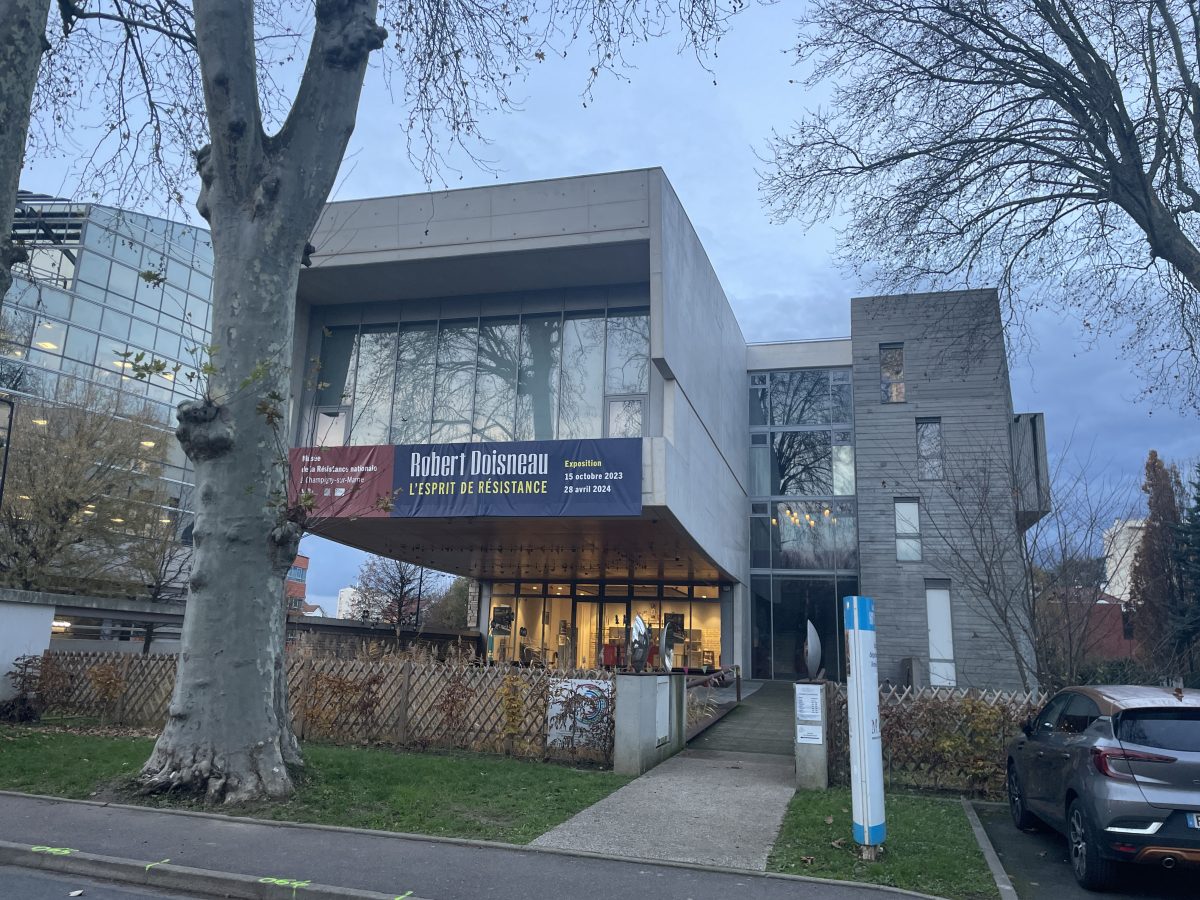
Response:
[769, 787, 999, 900]
[0, 726, 629, 844]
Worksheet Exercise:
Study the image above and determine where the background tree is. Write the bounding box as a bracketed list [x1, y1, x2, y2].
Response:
[127, 504, 192, 653]
[419, 576, 472, 632]
[763, 0, 1200, 409]
[352, 555, 438, 633]
[1173, 463, 1200, 672]
[0, 385, 165, 592]
[1129, 449, 1191, 670]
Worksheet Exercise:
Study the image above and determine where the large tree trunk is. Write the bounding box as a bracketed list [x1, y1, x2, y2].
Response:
[0, 0, 52, 300]
[140, 0, 384, 803]
[140, 222, 305, 802]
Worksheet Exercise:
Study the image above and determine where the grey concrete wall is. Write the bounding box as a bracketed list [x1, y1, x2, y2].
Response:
[746, 339, 852, 371]
[0, 601, 53, 700]
[649, 172, 749, 597]
[309, 170, 653, 269]
[851, 289, 1029, 689]
[613, 672, 686, 775]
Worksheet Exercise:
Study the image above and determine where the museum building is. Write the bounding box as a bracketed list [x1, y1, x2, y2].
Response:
[289, 169, 1049, 689]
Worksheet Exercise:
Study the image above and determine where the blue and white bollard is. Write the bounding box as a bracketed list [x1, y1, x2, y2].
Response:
[844, 595, 885, 858]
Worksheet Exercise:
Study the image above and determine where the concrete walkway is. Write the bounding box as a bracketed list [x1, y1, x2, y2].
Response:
[532, 748, 796, 870]
[689, 680, 795, 756]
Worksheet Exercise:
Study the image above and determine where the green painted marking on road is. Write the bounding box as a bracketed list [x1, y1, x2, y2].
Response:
[30, 846, 75, 855]
[145, 858, 170, 871]
[394, 893, 413, 899]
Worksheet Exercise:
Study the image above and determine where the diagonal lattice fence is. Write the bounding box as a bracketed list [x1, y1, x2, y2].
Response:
[825, 684, 1042, 797]
[36, 650, 614, 763]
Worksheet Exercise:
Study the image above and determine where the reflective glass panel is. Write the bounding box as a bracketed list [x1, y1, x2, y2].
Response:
[604, 311, 649, 394]
[751, 576, 772, 679]
[917, 419, 944, 480]
[516, 314, 560, 441]
[750, 444, 771, 496]
[832, 444, 856, 495]
[771, 576, 840, 680]
[772, 430, 833, 496]
[315, 326, 357, 407]
[558, 314, 605, 439]
[774, 501, 857, 569]
[607, 398, 643, 437]
[431, 322, 477, 443]
[350, 326, 397, 445]
[770, 370, 831, 426]
[473, 318, 519, 441]
[392, 324, 437, 444]
[750, 385, 769, 426]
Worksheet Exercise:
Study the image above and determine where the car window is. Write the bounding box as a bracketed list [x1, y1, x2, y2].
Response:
[1035, 693, 1073, 734]
[1117, 709, 1200, 751]
[1058, 693, 1102, 735]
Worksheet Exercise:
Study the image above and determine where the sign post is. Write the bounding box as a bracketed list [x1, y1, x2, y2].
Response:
[844, 594, 885, 859]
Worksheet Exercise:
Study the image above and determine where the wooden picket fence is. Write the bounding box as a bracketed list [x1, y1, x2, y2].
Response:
[825, 684, 1042, 797]
[35, 651, 614, 763]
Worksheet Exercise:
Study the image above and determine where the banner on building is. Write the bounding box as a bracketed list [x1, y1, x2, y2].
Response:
[290, 437, 642, 519]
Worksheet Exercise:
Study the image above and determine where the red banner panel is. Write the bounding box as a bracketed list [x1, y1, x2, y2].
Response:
[288, 445, 395, 519]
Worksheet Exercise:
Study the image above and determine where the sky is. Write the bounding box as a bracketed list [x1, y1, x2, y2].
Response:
[20, 2, 1197, 613]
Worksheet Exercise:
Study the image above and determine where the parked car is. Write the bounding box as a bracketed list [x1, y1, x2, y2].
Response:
[1006, 686, 1200, 891]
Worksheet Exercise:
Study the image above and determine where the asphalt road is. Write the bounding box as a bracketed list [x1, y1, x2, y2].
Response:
[973, 802, 1195, 900]
[0, 864, 205, 899]
[0, 793, 903, 900]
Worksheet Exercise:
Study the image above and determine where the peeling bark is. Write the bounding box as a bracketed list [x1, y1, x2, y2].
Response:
[0, 0, 53, 301]
[141, 0, 383, 803]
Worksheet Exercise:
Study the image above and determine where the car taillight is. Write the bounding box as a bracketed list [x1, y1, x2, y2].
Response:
[1091, 746, 1177, 780]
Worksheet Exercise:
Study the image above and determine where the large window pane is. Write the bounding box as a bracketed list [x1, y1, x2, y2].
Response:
[473, 318, 519, 441]
[751, 517, 771, 568]
[772, 430, 833, 496]
[558, 314, 605, 439]
[751, 576, 773, 679]
[315, 326, 357, 407]
[770, 370, 831, 426]
[774, 501, 857, 570]
[916, 418, 944, 480]
[516, 314, 560, 441]
[392, 324, 437, 444]
[349, 326, 396, 445]
[604, 311, 649, 394]
[431, 321, 477, 443]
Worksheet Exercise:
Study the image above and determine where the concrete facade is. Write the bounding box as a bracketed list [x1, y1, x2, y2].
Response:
[291, 170, 1047, 688]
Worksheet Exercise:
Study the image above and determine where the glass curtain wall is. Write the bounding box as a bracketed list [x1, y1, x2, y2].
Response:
[308, 308, 649, 446]
[748, 368, 857, 680]
[483, 581, 723, 671]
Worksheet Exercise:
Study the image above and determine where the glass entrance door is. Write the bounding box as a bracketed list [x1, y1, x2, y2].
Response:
[574, 601, 600, 668]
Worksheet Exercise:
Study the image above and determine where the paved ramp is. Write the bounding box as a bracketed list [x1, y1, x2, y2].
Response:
[689, 680, 795, 756]
[531, 749, 796, 870]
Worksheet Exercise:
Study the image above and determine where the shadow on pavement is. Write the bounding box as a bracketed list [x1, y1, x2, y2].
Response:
[972, 802, 1194, 900]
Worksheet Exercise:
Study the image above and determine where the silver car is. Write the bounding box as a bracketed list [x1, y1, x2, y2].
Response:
[1006, 685, 1200, 891]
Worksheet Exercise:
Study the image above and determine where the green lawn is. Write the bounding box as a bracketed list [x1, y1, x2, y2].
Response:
[769, 788, 999, 900]
[0, 726, 630, 844]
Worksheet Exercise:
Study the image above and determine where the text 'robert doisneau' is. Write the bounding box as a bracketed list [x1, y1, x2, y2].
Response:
[409, 448, 550, 478]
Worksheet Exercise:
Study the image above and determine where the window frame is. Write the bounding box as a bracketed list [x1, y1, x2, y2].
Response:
[916, 417, 944, 481]
[879, 343, 905, 404]
[894, 498, 921, 561]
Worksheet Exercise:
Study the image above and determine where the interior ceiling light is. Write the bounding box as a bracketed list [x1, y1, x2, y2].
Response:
[140, 440, 156, 448]
[110, 517, 125, 523]
[34, 341, 59, 350]
[17, 495, 30, 500]
[31, 418, 48, 426]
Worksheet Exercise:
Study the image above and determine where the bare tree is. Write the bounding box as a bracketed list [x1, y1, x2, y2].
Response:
[353, 555, 434, 632]
[763, 0, 1200, 409]
[0, 385, 167, 592]
[128, 505, 192, 653]
[117, 0, 746, 803]
[917, 441, 1139, 691]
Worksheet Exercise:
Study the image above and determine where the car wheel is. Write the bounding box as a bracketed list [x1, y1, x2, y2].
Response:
[1068, 798, 1119, 891]
[1007, 762, 1038, 830]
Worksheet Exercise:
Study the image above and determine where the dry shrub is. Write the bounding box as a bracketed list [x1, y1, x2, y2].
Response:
[303, 671, 385, 741]
[85, 662, 126, 724]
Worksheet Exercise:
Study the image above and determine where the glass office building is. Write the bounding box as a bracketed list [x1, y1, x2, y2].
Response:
[4, 192, 211, 558]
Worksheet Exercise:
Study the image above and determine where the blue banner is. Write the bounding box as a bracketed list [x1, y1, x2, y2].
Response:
[390, 438, 642, 517]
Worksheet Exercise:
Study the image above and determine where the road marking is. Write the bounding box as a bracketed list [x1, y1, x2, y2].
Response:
[145, 858, 171, 871]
